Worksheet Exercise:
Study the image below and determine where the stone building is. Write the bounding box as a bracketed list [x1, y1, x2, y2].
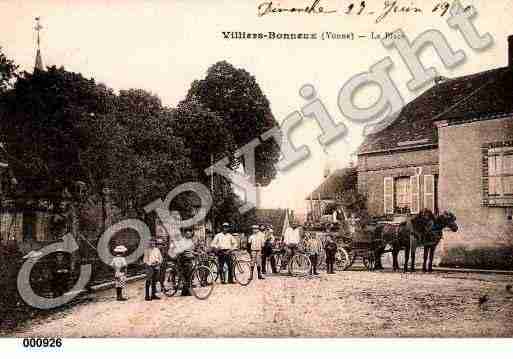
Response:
[357, 35, 513, 267]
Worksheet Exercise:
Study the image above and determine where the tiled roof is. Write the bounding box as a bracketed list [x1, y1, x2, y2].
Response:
[305, 168, 353, 200]
[441, 68, 513, 123]
[357, 67, 511, 154]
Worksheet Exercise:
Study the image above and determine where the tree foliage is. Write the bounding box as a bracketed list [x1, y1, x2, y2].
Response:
[185, 61, 281, 186]
[334, 166, 368, 221]
[0, 47, 18, 94]
[0, 67, 194, 222]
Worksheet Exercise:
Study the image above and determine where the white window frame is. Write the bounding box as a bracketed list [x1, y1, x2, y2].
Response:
[410, 175, 420, 214]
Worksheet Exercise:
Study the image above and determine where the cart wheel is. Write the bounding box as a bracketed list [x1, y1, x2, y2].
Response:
[164, 268, 179, 297]
[363, 253, 376, 271]
[190, 265, 214, 300]
[335, 248, 351, 271]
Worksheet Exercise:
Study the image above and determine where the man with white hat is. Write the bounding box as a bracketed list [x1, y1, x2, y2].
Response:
[211, 222, 237, 284]
[248, 224, 266, 280]
[282, 220, 302, 275]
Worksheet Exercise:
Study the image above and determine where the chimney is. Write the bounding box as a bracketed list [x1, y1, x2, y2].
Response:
[509, 35, 513, 67]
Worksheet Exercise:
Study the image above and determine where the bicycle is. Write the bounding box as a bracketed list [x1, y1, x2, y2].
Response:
[266, 245, 311, 277]
[194, 250, 219, 283]
[164, 252, 215, 300]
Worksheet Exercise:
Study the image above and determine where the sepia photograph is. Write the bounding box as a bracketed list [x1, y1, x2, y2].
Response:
[0, 0, 512, 353]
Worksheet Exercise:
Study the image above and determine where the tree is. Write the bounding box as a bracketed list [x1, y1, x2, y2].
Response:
[115, 89, 195, 217]
[0, 68, 195, 235]
[171, 98, 236, 181]
[185, 61, 281, 186]
[0, 47, 17, 93]
[334, 166, 368, 234]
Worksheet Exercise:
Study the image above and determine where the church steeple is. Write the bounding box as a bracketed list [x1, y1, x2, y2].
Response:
[34, 17, 44, 72]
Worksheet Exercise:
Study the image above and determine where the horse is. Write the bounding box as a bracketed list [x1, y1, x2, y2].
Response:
[374, 210, 458, 272]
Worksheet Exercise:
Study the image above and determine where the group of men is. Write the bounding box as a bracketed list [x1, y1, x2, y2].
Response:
[140, 219, 341, 301]
[247, 220, 340, 278]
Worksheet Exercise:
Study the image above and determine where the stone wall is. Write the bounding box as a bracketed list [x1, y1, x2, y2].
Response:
[437, 117, 513, 268]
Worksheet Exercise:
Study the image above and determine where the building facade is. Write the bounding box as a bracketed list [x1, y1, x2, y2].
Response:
[357, 36, 513, 267]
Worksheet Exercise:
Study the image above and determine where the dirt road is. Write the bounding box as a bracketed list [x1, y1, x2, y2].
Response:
[12, 270, 513, 337]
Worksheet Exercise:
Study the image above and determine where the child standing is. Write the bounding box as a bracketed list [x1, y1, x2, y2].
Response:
[111, 245, 128, 301]
[324, 235, 338, 274]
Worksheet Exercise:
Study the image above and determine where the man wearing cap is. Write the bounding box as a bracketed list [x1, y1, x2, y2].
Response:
[248, 224, 266, 280]
[261, 226, 276, 274]
[211, 223, 237, 284]
[143, 239, 163, 301]
[176, 228, 195, 296]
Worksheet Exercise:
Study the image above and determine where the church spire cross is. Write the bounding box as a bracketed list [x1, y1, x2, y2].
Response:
[35, 17, 43, 47]
[34, 17, 44, 72]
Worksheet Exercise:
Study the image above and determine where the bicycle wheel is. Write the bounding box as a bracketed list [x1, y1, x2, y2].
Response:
[234, 260, 252, 286]
[190, 265, 214, 300]
[335, 247, 351, 271]
[165, 268, 179, 297]
[289, 253, 311, 276]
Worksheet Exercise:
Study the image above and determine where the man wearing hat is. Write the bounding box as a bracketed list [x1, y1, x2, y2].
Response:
[143, 238, 163, 301]
[111, 245, 128, 301]
[248, 224, 266, 280]
[211, 222, 237, 284]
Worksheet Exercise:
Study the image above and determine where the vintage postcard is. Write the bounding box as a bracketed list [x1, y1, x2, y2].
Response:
[0, 0, 512, 347]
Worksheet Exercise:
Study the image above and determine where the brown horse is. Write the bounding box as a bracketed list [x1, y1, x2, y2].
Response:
[374, 210, 458, 272]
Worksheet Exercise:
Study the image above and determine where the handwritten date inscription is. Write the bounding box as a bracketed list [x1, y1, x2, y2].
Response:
[257, 0, 473, 23]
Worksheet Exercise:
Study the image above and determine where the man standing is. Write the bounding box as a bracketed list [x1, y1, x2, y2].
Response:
[211, 222, 237, 284]
[248, 224, 266, 280]
[176, 228, 195, 296]
[262, 226, 276, 274]
[155, 217, 170, 293]
[282, 221, 302, 275]
[143, 239, 163, 301]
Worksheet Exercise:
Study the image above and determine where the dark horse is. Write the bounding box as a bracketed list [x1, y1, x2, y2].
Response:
[374, 210, 458, 272]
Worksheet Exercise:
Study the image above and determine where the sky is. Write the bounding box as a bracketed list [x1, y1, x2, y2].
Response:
[1, 0, 512, 215]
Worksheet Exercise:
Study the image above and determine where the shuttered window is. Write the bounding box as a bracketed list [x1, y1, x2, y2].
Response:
[488, 148, 513, 196]
[423, 174, 435, 213]
[384, 177, 394, 214]
[410, 175, 420, 214]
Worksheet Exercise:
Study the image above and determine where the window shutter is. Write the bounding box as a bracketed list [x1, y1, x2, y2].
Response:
[384, 177, 394, 214]
[423, 174, 435, 213]
[410, 175, 420, 214]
